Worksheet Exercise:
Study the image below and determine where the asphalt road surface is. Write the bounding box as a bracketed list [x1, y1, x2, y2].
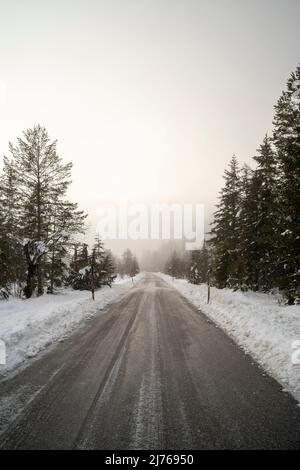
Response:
[0, 273, 300, 449]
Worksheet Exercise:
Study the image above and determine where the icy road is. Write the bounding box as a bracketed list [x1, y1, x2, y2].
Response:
[0, 274, 300, 449]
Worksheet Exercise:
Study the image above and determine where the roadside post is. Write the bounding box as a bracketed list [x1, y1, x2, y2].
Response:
[91, 251, 95, 301]
[207, 269, 211, 304]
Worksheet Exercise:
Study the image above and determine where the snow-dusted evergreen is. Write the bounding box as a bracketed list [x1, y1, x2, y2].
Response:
[209, 155, 242, 289]
[70, 236, 116, 291]
[239, 136, 280, 291]
[165, 250, 187, 279]
[207, 64, 300, 303]
[273, 64, 300, 304]
[187, 242, 210, 285]
[164, 64, 300, 304]
[118, 248, 140, 278]
[0, 125, 87, 298]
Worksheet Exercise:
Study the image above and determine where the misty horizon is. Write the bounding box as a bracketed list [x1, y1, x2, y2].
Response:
[1, 0, 300, 261]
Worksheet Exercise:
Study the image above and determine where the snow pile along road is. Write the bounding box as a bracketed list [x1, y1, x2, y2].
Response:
[159, 274, 300, 403]
[0, 274, 143, 376]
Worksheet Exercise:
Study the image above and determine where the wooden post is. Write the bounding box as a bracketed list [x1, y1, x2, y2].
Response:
[207, 269, 211, 304]
[91, 249, 95, 301]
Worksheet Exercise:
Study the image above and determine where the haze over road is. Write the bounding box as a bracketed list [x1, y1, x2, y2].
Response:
[0, 274, 300, 449]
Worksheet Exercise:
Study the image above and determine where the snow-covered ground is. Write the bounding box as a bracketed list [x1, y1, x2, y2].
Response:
[159, 274, 300, 403]
[0, 274, 143, 377]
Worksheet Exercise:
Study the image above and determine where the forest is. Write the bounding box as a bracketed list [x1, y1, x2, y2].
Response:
[0, 64, 299, 304]
[166, 64, 300, 305]
[0, 129, 139, 300]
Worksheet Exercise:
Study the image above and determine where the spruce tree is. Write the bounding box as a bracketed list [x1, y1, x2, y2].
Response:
[273, 64, 300, 303]
[165, 251, 182, 278]
[46, 202, 86, 293]
[0, 156, 25, 293]
[239, 138, 279, 290]
[210, 155, 242, 288]
[71, 237, 116, 291]
[122, 248, 133, 275]
[7, 125, 86, 298]
[188, 242, 209, 284]
[238, 164, 258, 289]
[100, 249, 117, 287]
[129, 255, 140, 278]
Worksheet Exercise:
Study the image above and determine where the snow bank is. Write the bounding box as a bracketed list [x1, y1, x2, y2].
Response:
[159, 274, 300, 403]
[0, 274, 143, 376]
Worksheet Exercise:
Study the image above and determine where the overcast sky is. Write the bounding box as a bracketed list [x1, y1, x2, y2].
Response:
[0, 0, 299, 252]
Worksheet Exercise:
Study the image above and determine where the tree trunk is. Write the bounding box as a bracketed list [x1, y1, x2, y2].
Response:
[48, 245, 55, 294]
[24, 261, 37, 299]
[36, 144, 43, 297]
[37, 263, 43, 296]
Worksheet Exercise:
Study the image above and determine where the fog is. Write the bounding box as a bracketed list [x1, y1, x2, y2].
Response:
[0, 0, 299, 262]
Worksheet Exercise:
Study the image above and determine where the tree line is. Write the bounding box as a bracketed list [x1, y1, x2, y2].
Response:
[0, 125, 139, 299]
[165, 64, 300, 305]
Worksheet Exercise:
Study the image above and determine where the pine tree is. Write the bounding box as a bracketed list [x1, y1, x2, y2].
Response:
[0, 156, 25, 293]
[91, 235, 106, 289]
[188, 242, 209, 284]
[0, 201, 8, 292]
[100, 250, 117, 287]
[129, 255, 140, 278]
[80, 243, 89, 268]
[238, 164, 258, 289]
[239, 137, 279, 290]
[46, 244, 69, 293]
[273, 64, 300, 303]
[165, 251, 183, 278]
[210, 155, 242, 288]
[116, 256, 126, 277]
[46, 202, 86, 293]
[7, 125, 86, 298]
[121, 249, 139, 278]
[122, 248, 133, 276]
[118, 248, 140, 277]
[71, 237, 116, 291]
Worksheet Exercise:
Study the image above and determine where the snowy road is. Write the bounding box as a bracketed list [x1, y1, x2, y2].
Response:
[0, 273, 300, 449]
